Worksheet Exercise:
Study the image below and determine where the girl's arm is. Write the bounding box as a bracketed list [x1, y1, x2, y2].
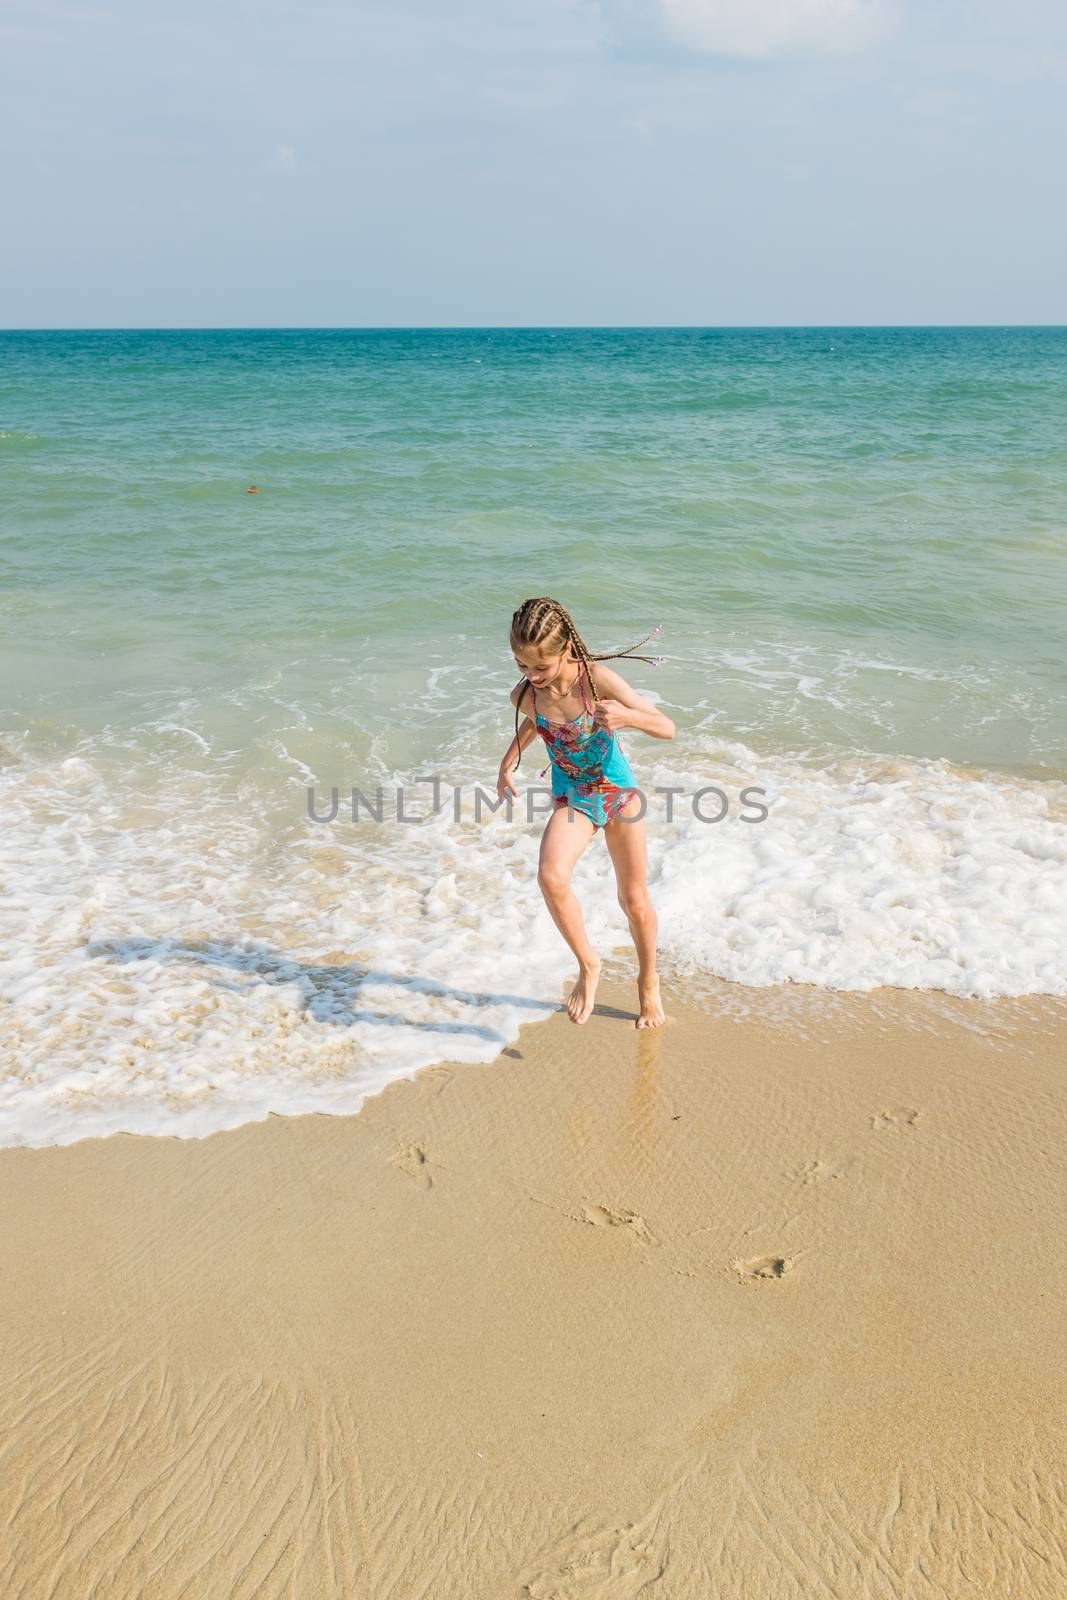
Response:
[589, 662, 675, 740]
[501, 716, 538, 770]
[499, 680, 539, 799]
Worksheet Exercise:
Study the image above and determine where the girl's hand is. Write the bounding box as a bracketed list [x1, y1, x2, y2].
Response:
[592, 698, 629, 733]
[498, 762, 519, 801]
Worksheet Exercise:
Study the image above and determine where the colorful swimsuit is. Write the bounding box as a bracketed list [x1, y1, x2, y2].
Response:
[526, 661, 640, 830]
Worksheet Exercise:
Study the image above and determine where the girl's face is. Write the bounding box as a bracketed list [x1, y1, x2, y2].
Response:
[511, 640, 572, 689]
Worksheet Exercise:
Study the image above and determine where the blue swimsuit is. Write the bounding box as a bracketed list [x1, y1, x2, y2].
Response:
[527, 661, 640, 829]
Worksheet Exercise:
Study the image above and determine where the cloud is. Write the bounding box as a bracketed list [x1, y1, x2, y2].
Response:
[658, 0, 901, 58]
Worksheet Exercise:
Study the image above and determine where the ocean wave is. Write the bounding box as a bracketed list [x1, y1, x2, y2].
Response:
[0, 732, 1064, 1149]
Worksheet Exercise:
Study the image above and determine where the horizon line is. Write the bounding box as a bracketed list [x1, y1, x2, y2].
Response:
[2, 322, 1066, 334]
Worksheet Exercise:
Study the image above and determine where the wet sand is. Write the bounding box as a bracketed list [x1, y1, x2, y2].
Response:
[2, 967, 1066, 1598]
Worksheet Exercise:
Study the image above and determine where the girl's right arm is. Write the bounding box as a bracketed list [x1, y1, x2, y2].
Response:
[499, 681, 538, 800]
[498, 717, 537, 800]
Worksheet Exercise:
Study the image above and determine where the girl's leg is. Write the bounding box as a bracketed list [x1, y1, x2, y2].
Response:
[537, 804, 601, 1024]
[604, 795, 666, 1028]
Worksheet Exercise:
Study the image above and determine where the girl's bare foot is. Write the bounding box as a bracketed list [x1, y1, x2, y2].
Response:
[636, 974, 665, 1028]
[567, 956, 601, 1024]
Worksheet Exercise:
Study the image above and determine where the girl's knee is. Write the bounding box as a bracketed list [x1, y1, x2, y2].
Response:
[617, 888, 653, 920]
[538, 864, 572, 900]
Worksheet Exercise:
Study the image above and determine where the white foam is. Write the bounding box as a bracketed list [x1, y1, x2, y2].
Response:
[643, 742, 1067, 998]
[0, 727, 1064, 1149]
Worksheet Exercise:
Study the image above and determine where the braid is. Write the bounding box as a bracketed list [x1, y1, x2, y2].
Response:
[509, 596, 664, 770]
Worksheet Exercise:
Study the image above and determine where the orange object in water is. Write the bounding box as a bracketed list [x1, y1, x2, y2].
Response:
[246, 485, 259, 494]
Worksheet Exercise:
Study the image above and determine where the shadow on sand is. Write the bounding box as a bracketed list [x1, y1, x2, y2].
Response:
[86, 935, 639, 1040]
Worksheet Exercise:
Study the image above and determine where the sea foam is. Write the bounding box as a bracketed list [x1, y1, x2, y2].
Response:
[0, 730, 1064, 1149]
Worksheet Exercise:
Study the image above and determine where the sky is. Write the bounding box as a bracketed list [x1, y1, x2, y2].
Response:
[1, 0, 1065, 326]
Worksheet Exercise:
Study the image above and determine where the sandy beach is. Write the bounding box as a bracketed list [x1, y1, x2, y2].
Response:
[6, 0, 1067, 1584]
[3, 968, 1066, 1598]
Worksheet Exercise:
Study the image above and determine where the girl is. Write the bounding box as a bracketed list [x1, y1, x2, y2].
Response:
[497, 596, 675, 1029]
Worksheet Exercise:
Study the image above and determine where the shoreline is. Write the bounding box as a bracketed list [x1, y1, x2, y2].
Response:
[3, 970, 1066, 1593]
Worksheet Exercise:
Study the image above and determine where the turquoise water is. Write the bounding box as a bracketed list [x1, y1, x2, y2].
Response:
[2, 328, 1066, 1146]
[3, 326, 1066, 772]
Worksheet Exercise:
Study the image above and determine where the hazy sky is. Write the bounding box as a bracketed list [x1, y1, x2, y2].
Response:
[2, 0, 1065, 326]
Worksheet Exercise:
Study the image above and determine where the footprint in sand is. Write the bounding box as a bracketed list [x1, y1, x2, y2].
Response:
[793, 1157, 845, 1185]
[581, 1204, 658, 1247]
[419, 1066, 454, 1097]
[519, 1504, 669, 1597]
[390, 1143, 433, 1189]
[732, 1254, 793, 1282]
[871, 1105, 919, 1132]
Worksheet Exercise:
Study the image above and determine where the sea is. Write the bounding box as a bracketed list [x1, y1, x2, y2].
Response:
[2, 326, 1066, 1147]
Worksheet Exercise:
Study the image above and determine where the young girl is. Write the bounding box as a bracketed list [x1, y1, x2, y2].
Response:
[497, 596, 675, 1029]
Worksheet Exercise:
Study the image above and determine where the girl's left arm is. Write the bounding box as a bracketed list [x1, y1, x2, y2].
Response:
[590, 663, 676, 740]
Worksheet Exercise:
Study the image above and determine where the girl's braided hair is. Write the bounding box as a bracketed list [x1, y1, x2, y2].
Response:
[510, 596, 664, 771]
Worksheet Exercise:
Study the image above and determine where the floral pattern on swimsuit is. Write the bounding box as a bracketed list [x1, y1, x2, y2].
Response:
[529, 663, 640, 829]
